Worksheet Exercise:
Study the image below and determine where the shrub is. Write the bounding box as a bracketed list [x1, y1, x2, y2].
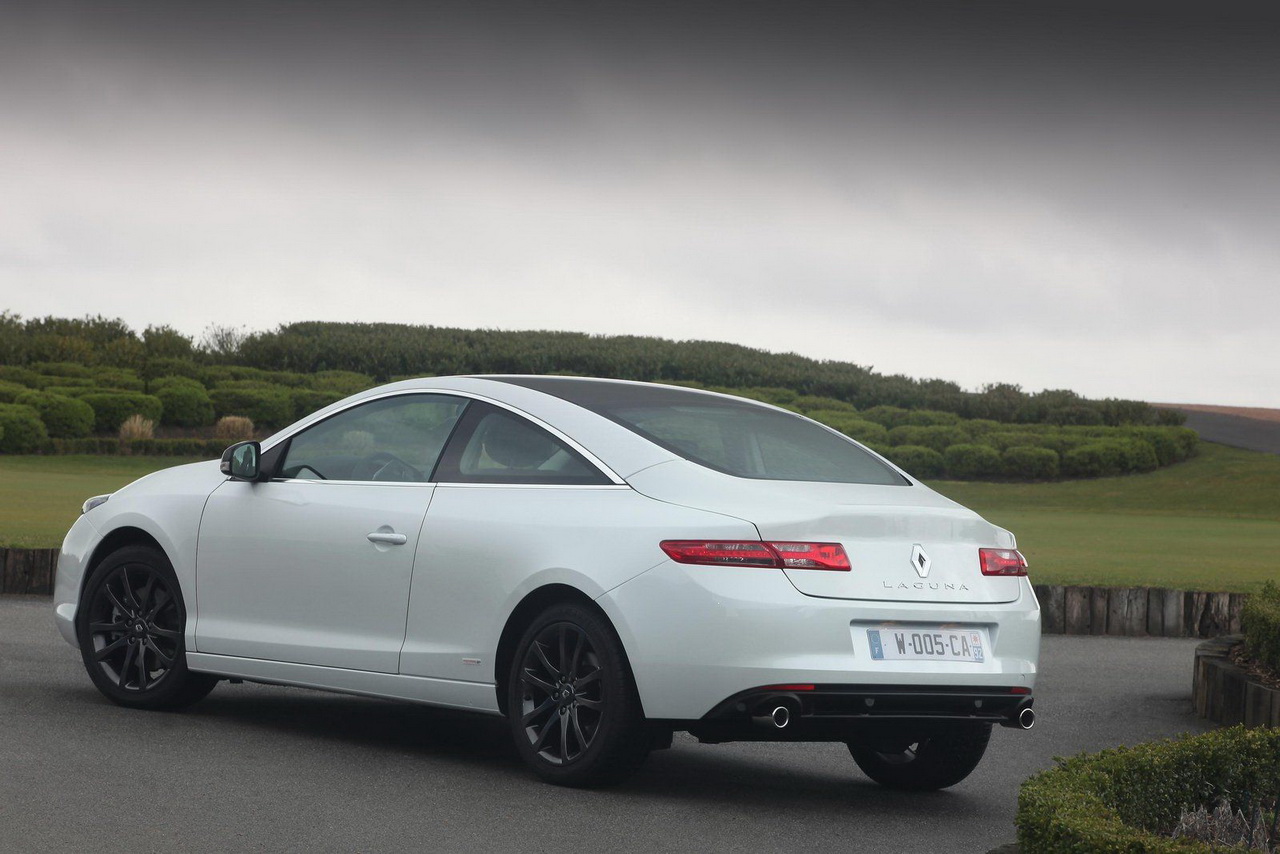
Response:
[859, 405, 911, 428]
[1002, 446, 1060, 480]
[1241, 581, 1280, 675]
[1046, 404, 1105, 426]
[80, 392, 165, 433]
[209, 387, 293, 427]
[140, 356, 205, 384]
[90, 367, 145, 391]
[959, 418, 1002, 438]
[288, 388, 345, 420]
[1017, 726, 1280, 852]
[14, 391, 95, 438]
[943, 443, 1004, 479]
[0, 403, 49, 453]
[835, 418, 891, 446]
[883, 445, 944, 478]
[0, 380, 29, 403]
[156, 383, 215, 427]
[792, 394, 856, 413]
[29, 360, 93, 378]
[308, 370, 375, 395]
[0, 365, 42, 387]
[980, 430, 1052, 451]
[898, 409, 961, 427]
[1061, 439, 1157, 477]
[119, 414, 155, 441]
[888, 425, 966, 453]
[214, 415, 255, 441]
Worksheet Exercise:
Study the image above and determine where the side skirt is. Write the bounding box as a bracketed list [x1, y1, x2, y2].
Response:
[185, 652, 503, 715]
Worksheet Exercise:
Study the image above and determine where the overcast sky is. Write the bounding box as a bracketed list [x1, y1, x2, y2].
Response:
[2, 1, 1278, 405]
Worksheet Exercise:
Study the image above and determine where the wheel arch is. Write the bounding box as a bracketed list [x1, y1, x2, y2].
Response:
[78, 526, 167, 611]
[493, 583, 638, 717]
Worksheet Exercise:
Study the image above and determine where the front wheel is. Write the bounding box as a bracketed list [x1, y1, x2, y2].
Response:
[847, 722, 992, 791]
[75, 545, 217, 710]
[506, 602, 649, 787]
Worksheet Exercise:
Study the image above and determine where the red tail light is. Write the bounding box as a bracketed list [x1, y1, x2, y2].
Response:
[659, 540, 851, 571]
[980, 548, 1028, 576]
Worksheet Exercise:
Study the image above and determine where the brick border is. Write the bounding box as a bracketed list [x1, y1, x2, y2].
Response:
[1193, 636, 1280, 727]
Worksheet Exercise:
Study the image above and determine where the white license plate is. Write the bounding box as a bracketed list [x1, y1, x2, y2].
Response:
[867, 627, 986, 663]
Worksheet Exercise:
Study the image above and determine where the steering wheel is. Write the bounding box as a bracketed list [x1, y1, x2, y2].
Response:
[354, 451, 423, 482]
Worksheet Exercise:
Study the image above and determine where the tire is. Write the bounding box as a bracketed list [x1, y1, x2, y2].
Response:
[847, 722, 992, 791]
[75, 545, 217, 710]
[506, 602, 650, 787]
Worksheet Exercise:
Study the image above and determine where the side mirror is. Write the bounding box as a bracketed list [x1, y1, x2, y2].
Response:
[220, 441, 262, 481]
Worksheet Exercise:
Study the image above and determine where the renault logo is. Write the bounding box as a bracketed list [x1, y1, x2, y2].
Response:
[910, 544, 931, 578]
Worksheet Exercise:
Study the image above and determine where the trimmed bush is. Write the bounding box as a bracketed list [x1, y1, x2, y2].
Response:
[1241, 581, 1280, 674]
[0, 380, 29, 403]
[210, 387, 293, 428]
[859, 405, 911, 428]
[959, 418, 1002, 438]
[1002, 446, 1060, 479]
[156, 383, 215, 427]
[1061, 439, 1158, 477]
[308, 370, 375, 395]
[90, 367, 145, 391]
[980, 430, 1052, 451]
[140, 356, 205, 384]
[80, 392, 165, 433]
[49, 437, 227, 457]
[288, 388, 345, 420]
[0, 403, 49, 453]
[0, 365, 42, 387]
[943, 443, 1004, 479]
[792, 394, 856, 413]
[883, 444, 944, 479]
[14, 391, 95, 438]
[1017, 726, 1280, 852]
[889, 425, 966, 453]
[898, 409, 961, 427]
[29, 360, 92, 378]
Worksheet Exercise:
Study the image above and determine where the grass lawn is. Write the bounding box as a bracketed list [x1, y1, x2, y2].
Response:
[0, 455, 203, 549]
[930, 443, 1280, 592]
[1, 443, 1276, 592]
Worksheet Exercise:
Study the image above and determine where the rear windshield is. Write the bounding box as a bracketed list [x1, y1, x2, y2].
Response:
[493, 377, 908, 486]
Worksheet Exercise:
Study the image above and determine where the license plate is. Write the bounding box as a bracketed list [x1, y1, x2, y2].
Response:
[867, 627, 986, 663]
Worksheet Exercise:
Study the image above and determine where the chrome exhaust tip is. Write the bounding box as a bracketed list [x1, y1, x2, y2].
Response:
[1018, 707, 1036, 730]
[771, 705, 791, 729]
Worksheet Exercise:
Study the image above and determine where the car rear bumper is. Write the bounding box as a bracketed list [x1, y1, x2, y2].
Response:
[598, 561, 1041, 720]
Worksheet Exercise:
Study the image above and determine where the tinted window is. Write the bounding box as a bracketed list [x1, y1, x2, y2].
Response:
[493, 378, 907, 485]
[279, 394, 467, 482]
[434, 404, 610, 485]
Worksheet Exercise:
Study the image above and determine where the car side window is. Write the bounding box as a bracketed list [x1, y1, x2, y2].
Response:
[434, 404, 611, 485]
[278, 394, 468, 482]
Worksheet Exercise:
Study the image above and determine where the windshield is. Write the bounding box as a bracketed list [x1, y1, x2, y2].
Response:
[493, 377, 908, 485]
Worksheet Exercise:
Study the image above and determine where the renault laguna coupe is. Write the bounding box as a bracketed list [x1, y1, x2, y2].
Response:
[55, 376, 1039, 788]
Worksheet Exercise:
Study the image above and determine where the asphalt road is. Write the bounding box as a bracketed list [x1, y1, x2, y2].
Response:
[1, 595, 1209, 853]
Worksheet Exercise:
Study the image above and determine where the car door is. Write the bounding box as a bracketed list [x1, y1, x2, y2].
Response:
[194, 393, 469, 673]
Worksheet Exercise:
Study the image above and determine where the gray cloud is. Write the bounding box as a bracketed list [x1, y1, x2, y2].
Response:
[2, 1, 1278, 404]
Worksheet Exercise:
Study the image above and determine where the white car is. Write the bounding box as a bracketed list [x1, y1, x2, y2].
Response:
[55, 376, 1039, 788]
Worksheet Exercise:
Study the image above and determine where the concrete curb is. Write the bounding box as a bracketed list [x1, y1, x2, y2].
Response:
[1193, 635, 1280, 727]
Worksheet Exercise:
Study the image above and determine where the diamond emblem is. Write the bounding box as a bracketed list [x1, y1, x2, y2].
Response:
[910, 544, 931, 578]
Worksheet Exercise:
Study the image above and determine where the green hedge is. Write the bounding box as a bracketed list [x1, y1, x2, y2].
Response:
[0, 380, 28, 403]
[209, 386, 293, 428]
[0, 403, 49, 453]
[14, 391, 95, 438]
[156, 384, 215, 427]
[1242, 581, 1280, 675]
[79, 392, 165, 433]
[888, 425, 967, 452]
[49, 437, 227, 456]
[1063, 439, 1160, 478]
[943, 443, 1004, 479]
[883, 444, 945, 478]
[1002, 445, 1060, 479]
[1017, 726, 1280, 852]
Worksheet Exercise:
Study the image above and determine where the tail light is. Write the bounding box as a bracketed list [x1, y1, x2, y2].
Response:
[659, 540, 851, 571]
[980, 548, 1028, 576]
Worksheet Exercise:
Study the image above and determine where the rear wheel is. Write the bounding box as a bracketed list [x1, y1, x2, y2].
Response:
[847, 722, 992, 791]
[75, 545, 217, 710]
[506, 602, 649, 787]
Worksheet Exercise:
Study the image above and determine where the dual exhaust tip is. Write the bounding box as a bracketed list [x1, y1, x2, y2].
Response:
[751, 699, 1034, 731]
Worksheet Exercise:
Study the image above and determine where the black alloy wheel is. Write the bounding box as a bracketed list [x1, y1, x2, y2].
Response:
[507, 602, 649, 787]
[76, 546, 217, 710]
[847, 721, 992, 791]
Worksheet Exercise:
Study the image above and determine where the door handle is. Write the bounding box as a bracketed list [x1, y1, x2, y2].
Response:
[367, 530, 408, 546]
